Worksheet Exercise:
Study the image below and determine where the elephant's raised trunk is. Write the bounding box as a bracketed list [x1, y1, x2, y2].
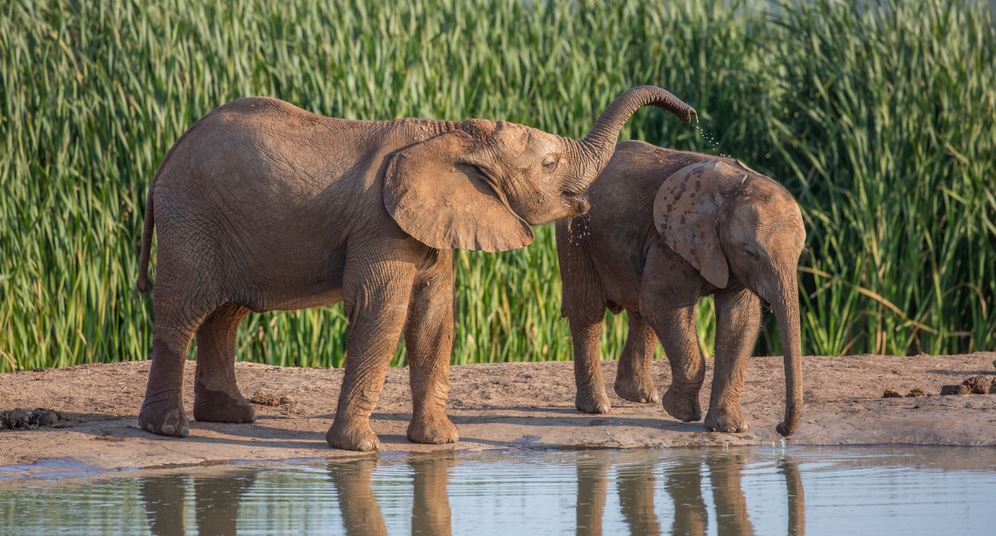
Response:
[580, 85, 696, 175]
[772, 271, 804, 437]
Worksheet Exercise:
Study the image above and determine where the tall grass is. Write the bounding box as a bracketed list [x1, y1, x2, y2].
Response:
[0, 0, 992, 371]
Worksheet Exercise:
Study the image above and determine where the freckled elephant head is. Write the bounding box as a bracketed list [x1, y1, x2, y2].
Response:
[384, 85, 696, 252]
[653, 160, 806, 436]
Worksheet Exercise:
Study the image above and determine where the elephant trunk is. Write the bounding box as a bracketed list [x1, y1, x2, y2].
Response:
[771, 270, 804, 437]
[578, 85, 696, 179]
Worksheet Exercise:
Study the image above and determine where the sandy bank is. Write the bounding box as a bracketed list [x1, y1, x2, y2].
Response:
[1, 353, 994, 475]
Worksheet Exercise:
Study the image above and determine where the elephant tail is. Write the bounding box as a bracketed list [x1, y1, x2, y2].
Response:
[137, 182, 155, 293]
[135, 105, 222, 293]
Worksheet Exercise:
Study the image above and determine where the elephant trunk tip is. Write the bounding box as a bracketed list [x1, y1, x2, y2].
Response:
[776, 419, 797, 437]
[776, 400, 803, 437]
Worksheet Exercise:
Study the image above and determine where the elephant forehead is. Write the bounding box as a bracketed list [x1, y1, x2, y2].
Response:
[495, 124, 559, 159]
[757, 213, 806, 248]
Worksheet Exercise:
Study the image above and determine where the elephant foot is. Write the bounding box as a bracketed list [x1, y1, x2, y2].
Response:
[575, 387, 611, 414]
[407, 412, 459, 444]
[613, 372, 660, 404]
[705, 406, 749, 433]
[193, 383, 256, 423]
[662, 388, 702, 422]
[139, 394, 190, 437]
[326, 417, 380, 451]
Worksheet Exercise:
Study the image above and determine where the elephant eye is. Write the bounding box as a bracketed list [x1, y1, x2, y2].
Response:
[542, 154, 559, 172]
[744, 246, 759, 260]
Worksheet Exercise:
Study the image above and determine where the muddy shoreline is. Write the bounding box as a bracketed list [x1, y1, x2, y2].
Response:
[1, 353, 994, 475]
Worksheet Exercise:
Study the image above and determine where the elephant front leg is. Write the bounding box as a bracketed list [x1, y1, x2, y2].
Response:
[614, 311, 660, 403]
[404, 257, 459, 445]
[648, 303, 705, 423]
[326, 258, 416, 451]
[705, 288, 760, 433]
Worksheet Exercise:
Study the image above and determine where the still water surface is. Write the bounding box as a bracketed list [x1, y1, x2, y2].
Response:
[1, 447, 995, 535]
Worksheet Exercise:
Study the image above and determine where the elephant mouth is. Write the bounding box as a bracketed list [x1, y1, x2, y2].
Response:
[564, 194, 591, 216]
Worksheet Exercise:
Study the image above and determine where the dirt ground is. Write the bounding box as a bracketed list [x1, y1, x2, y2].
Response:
[1, 353, 994, 475]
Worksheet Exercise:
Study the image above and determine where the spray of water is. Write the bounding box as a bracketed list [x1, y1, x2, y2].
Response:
[692, 115, 731, 158]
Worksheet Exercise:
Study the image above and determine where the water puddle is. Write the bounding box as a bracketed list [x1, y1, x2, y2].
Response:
[1, 447, 994, 534]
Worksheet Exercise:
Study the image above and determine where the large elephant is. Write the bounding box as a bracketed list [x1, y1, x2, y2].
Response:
[136, 86, 695, 451]
[556, 141, 805, 436]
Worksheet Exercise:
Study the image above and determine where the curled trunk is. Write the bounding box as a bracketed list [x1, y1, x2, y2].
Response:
[581, 85, 696, 172]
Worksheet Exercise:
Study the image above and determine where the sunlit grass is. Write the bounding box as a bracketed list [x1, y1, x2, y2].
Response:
[0, 0, 991, 371]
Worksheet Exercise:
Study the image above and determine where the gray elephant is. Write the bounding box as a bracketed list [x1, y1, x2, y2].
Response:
[556, 141, 805, 436]
[136, 87, 696, 451]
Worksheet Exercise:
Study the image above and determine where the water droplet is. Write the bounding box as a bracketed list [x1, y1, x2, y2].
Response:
[692, 115, 728, 157]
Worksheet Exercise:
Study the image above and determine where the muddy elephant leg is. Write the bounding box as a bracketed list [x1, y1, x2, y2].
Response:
[647, 302, 705, 423]
[705, 288, 760, 433]
[193, 304, 255, 424]
[572, 316, 610, 414]
[139, 290, 211, 437]
[326, 251, 416, 451]
[557, 220, 610, 414]
[614, 311, 660, 404]
[404, 253, 459, 444]
[641, 246, 705, 422]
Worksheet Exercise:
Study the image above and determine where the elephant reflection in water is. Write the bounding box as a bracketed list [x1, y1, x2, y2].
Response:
[577, 452, 806, 536]
[138, 469, 256, 536]
[329, 454, 454, 536]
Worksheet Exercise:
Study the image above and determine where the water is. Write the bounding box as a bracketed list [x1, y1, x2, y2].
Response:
[1, 447, 994, 535]
[693, 116, 731, 158]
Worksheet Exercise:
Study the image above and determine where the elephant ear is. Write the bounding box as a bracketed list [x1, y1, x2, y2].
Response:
[653, 160, 744, 289]
[383, 129, 533, 252]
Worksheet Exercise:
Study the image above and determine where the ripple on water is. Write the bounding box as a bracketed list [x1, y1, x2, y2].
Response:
[0, 447, 994, 535]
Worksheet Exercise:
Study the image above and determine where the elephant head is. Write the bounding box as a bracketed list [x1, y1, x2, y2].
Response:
[653, 160, 806, 436]
[384, 85, 696, 252]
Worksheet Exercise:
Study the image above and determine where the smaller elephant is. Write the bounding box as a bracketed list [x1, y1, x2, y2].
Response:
[556, 142, 805, 436]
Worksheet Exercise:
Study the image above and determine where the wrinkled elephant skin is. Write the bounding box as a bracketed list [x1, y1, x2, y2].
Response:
[136, 88, 695, 450]
[557, 141, 805, 436]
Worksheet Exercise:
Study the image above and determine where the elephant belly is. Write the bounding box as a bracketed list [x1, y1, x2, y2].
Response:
[259, 287, 344, 312]
[590, 251, 643, 312]
[242, 249, 348, 312]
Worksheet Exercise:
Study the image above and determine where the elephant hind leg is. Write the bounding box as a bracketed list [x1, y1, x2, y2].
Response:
[571, 315, 610, 414]
[613, 311, 660, 404]
[193, 303, 255, 424]
[139, 228, 223, 437]
[139, 294, 211, 437]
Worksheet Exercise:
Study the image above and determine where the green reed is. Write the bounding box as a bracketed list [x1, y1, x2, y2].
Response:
[0, 0, 992, 371]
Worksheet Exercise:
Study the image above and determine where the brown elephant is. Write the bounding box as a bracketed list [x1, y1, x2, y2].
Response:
[556, 141, 805, 436]
[135, 87, 695, 451]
